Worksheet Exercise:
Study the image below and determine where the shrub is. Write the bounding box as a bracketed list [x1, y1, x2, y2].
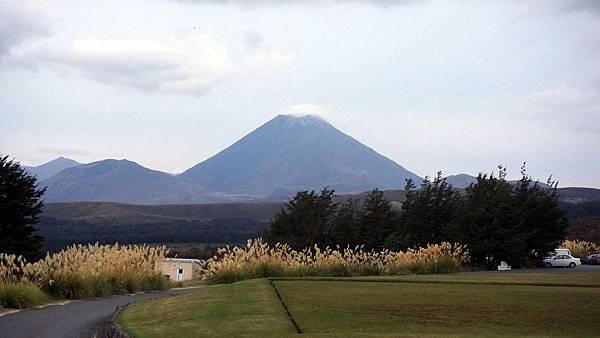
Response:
[204, 239, 470, 283]
[0, 282, 48, 309]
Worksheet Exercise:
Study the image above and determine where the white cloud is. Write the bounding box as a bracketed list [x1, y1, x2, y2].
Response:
[7, 35, 232, 95]
[37, 146, 92, 157]
[0, 2, 49, 55]
[280, 104, 329, 116]
[166, 0, 419, 6]
[529, 86, 588, 109]
[240, 30, 264, 49]
[5, 33, 293, 96]
[527, 86, 600, 133]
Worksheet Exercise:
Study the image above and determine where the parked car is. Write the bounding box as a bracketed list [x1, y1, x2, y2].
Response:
[554, 248, 571, 256]
[581, 253, 600, 265]
[543, 254, 581, 268]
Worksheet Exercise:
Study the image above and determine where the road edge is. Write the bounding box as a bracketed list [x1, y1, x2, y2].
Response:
[100, 303, 132, 338]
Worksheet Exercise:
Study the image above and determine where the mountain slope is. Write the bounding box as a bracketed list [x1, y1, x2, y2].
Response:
[25, 157, 81, 181]
[40, 159, 203, 204]
[181, 114, 421, 199]
[444, 174, 478, 189]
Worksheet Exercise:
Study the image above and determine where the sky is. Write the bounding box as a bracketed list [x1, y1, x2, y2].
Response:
[1, 0, 599, 187]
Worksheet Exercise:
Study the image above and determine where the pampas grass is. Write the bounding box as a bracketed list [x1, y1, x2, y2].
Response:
[562, 240, 600, 258]
[0, 244, 169, 307]
[204, 239, 470, 283]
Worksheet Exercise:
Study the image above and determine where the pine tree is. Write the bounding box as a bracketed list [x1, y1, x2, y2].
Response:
[392, 173, 460, 249]
[513, 163, 567, 263]
[265, 188, 337, 249]
[358, 188, 397, 250]
[329, 198, 361, 247]
[451, 166, 526, 269]
[0, 155, 45, 260]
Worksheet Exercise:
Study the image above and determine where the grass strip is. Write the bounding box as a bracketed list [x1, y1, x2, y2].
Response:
[269, 279, 302, 334]
[270, 272, 600, 288]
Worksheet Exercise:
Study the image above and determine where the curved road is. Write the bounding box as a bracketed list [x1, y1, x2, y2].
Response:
[0, 287, 204, 338]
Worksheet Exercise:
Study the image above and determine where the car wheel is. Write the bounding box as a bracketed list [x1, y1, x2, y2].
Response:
[569, 262, 576, 268]
[545, 262, 552, 268]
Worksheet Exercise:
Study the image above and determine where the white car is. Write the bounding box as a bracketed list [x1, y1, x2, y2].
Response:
[543, 254, 581, 268]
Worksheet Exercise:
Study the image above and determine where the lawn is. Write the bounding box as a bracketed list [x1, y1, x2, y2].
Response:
[118, 273, 600, 337]
[117, 279, 296, 337]
[274, 280, 600, 337]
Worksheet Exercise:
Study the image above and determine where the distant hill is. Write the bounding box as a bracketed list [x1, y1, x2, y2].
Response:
[181, 114, 421, 199]
[42, 201, 282, 225]
[443, 174, 552, 190]
[25, 157, 81, 181]
[444, 174, 477, 189]
[40, 159, 209, 204]
[556, 187, 600, 204]
[39, 201, 282, 251]
[38, 185, 600, 251]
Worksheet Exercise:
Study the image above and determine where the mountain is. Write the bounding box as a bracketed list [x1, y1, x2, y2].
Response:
[25, 157, 81, 181]
[39, 115, 422, 204]
[181, 114, 422, 199]
[444, 174, 477, 189]
[40, 159, 207, 204]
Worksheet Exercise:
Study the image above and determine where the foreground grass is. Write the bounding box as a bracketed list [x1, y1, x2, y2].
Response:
[275, 280, 600, 337]
[118, 279, 295, 337]
[118, 273, 600, 337]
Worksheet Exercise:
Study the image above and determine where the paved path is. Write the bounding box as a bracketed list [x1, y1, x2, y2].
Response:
[0, 287, 204, 338]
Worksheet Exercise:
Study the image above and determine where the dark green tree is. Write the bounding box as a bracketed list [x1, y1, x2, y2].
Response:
[358, 188, 397, 250]
[0, 155, 45, 260]
[450, 167, 526, 269]
[513, 164, 567, 263]
[390, 173, 460, 249]
[265, 188, 337, 249]
[328, 198, 361, 247]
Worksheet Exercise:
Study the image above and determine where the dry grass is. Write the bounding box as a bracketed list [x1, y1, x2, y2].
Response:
[561, 240, 600, 257]
[0, 244, 169, 306]
[204, 239, 470, 283]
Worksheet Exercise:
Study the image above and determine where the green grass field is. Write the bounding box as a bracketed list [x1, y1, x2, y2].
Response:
[118, 279, 295, 337]
[118, 272, 600, 337]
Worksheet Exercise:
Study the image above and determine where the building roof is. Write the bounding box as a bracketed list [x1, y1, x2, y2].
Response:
[161, 258, 204, 264]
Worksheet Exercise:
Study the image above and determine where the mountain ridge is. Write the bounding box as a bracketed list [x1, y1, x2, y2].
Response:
[25, 156, 81, 181]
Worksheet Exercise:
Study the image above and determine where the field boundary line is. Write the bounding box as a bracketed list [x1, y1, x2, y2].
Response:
[269, 280, 303, 334]
[268, 277, 600, 288]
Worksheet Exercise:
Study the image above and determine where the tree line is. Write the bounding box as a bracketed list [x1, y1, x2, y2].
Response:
[266, 165, 567, 268]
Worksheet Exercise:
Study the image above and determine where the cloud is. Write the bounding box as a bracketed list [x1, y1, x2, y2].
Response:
[277, 104, 338, 123]
[6, 33, 293, 96]
[559, 0, 600, 14]
[529, 86, 589, 109]
[527, 86, 600, 133]
[240, 30, 264, 49]
[521, 0, 600, 16]
[0, 2, 49, 55]
[280, 104, 329, 116]
[37, 146, 92, 157]
[164, 0, 419, 7]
